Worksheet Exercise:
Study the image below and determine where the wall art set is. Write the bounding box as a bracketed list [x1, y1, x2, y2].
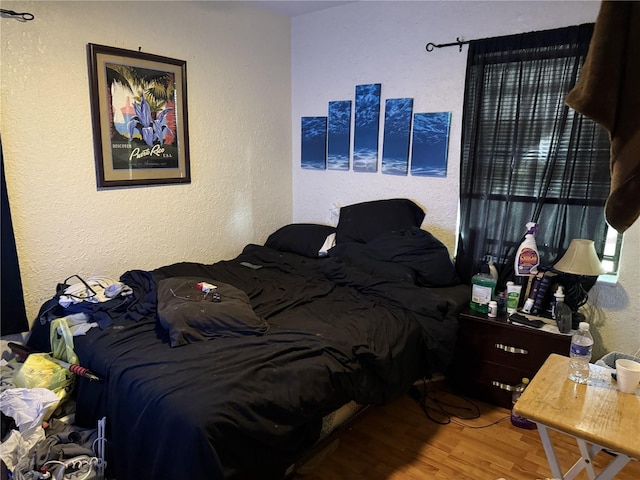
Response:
[301, 83, 450, 177]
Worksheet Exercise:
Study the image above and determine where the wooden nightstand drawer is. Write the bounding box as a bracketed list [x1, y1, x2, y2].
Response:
[447, 308, 572, 409]
[467, 362, 530, 408]
[453, 361, 529, 409]
[459, 318, 569, 371]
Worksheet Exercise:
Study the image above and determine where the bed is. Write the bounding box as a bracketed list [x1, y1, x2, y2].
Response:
[26, 199, 469, 480]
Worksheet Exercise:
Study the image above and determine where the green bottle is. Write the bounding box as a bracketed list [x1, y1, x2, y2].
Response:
[469, 264, 497, 313]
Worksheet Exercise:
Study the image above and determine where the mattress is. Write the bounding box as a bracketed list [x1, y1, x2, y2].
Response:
[27, 240, 468, 479]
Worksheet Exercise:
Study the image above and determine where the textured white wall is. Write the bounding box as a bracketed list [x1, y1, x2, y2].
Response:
[292, 1, 640, 357]
[1, 1, 293, 324]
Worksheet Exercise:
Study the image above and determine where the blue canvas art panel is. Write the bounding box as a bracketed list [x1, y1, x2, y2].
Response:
[410, 112, 451, 178]
[353, 84, 381, 172]
[301, 116, 327, 170]
[382, 98, 414, 176]
[327, 100, 351, 171]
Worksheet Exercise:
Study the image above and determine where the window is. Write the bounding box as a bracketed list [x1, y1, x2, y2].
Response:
[455, 24, 620, 284]
[602, 228, 623, 275]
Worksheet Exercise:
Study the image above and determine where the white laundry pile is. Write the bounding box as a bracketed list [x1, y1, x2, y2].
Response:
[0, 388, 60, 471]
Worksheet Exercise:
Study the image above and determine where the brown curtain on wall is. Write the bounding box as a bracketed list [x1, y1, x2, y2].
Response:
[565, 1, 640, 233]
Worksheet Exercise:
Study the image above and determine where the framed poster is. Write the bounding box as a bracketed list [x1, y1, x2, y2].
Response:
[87, 43, 190, 187]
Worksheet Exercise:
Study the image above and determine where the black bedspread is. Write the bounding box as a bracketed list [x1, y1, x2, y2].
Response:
[28, 242, 467, 480]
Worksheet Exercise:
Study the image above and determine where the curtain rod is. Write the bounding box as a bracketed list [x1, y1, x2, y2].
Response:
[426, 23, 595, 53]
[425, 37, 471, 52]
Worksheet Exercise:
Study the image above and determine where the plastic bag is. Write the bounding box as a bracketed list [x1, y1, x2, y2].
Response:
[13, 354, 71, 393]
[50, 317, 79, 366]
[13, 317, 78, 419]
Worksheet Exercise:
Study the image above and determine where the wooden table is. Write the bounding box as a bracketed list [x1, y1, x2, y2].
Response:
[514, 353, 639, 480]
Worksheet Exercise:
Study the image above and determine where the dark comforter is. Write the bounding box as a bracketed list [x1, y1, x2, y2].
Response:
[28, 242, 467, 480]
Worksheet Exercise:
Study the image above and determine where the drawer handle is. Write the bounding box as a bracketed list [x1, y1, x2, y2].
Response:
[492, 380, 519, 392]
[495, 343, 528, 355]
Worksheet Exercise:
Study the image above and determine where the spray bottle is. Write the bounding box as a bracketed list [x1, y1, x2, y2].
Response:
[515, 222, 539, 277]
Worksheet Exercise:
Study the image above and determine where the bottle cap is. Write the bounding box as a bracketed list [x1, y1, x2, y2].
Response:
[579, 321, 590, 330]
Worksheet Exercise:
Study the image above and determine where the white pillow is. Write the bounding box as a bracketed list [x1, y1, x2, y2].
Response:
[318, 233, 336, 257]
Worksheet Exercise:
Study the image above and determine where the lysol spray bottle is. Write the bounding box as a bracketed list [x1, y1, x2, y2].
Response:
[515, 222, 539, 277]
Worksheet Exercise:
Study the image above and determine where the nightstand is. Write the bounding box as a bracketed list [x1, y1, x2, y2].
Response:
[446, 307, 572, 409]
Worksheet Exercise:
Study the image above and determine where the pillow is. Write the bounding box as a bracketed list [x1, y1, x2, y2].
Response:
[366, 227, 460, 287]
[157, 277, 268, 347]
[329, 242, 417, 283]
[265, 223, 336, 257]
[336, 199, 425, 244]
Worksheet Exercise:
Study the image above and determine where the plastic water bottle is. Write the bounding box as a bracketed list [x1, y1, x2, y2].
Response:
[568, 322, 593, 384]
[510, 378, 536, 429]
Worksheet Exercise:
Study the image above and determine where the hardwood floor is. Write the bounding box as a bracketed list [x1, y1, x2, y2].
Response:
[295, 384, 640, 480]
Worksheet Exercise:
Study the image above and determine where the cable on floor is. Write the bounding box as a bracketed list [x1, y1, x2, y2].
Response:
[409, 378, 510, 428]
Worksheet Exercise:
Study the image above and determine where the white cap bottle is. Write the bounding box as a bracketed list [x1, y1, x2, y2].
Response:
[552, 285, 565, 319]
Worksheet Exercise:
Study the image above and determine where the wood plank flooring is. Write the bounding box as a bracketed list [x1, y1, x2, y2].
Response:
[295, 384, 640, 480]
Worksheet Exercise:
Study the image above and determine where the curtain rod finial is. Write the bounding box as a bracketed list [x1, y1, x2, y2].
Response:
[425, 37, 468, 53]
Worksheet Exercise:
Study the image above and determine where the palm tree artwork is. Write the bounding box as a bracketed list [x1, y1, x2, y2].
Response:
[105, 63, 178, 169]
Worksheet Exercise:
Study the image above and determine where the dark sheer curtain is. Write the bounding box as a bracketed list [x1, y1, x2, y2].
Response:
[455, 24, 611, 287]
[1, 137, 29, 335]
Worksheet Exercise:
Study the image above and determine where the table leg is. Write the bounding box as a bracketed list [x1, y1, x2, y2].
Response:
[569, 439, 598, 479]
[590, 452, 633, 480]
[536, 423, 564, 479]
[534, 422, 633, 480]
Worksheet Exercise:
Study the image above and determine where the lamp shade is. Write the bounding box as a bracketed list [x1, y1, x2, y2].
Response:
[554, 239, 606, 276]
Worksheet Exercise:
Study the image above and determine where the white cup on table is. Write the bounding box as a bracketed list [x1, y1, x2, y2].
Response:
[615, 358, 640, 394]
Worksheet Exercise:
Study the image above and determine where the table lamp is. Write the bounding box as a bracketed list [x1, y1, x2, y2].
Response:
[553, 239, 606, 310]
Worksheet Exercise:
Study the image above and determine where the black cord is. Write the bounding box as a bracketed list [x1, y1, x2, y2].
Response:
[410, 378, 510, 428]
